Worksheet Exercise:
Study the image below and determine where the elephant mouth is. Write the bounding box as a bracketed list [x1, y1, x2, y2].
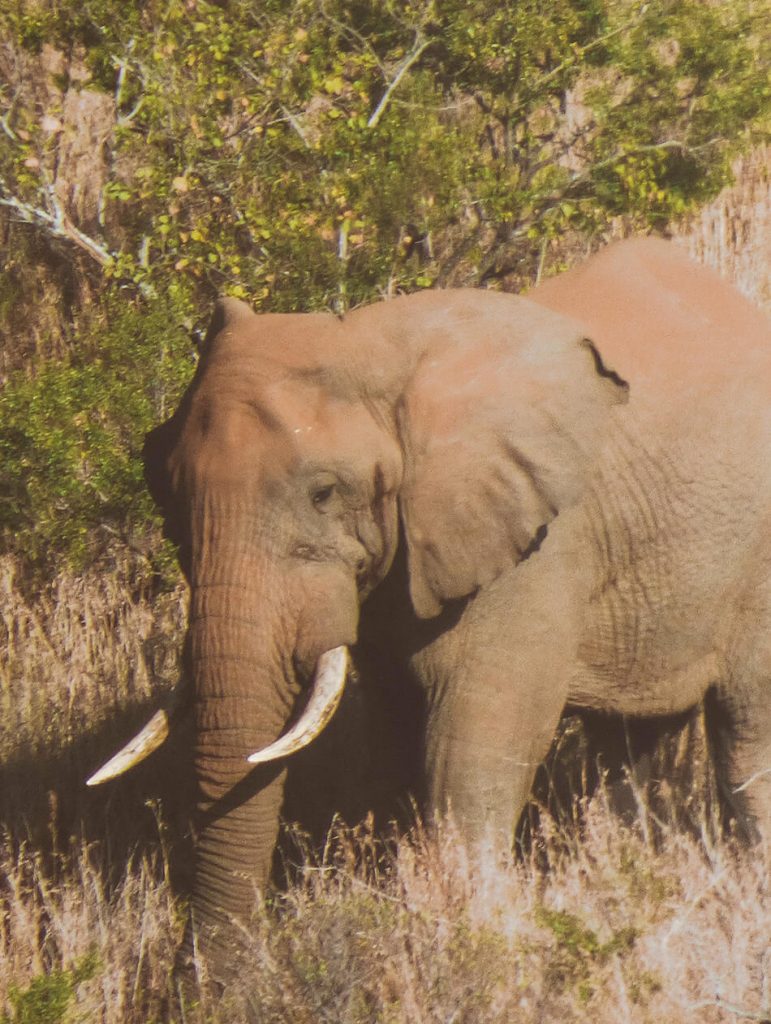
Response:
[86, 646, 349, 785]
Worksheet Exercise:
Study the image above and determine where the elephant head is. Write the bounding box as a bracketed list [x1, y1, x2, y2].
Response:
[89, 287, 627, 982]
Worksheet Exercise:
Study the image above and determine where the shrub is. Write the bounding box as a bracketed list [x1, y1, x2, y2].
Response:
[0, 289, 194, 570]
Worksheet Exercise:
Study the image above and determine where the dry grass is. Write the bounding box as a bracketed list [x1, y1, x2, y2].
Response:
[0, 837, 180, 1021]
[0, 806, 768, 1023]
[0, 555, 186, 755]
[677, 144, 771, 312]
[0, 544, 769, 1023]
[0, 556, 189, 1017]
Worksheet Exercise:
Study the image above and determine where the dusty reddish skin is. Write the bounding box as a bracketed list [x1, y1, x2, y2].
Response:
[528, 237, 771, 822]
[140, 237, 771, 994]
[530, 237, 771, 399]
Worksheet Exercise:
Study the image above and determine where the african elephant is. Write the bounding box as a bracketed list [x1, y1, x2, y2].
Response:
[88, 237, 771, 991]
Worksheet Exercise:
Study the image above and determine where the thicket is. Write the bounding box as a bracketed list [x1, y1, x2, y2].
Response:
[0, 0, 769, 572]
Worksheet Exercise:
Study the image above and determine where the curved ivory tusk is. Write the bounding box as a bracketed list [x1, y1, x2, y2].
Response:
[86, 684, 188, 786]
[247, 646, 348, 765]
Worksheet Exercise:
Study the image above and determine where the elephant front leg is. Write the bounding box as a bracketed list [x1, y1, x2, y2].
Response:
[416, 553, 581, 847]
[423, 678, 564, 845]
[709, 686, 771, 846]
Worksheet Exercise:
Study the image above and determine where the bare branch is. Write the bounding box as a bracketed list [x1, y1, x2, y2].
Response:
[690, 997, 770, 1022]
[0, 178, 116, 267]
[113, 37, 136, 111]
[368, 38, 432, 129]
[0, 110, 19, 142]
[279, 103, 312, 148]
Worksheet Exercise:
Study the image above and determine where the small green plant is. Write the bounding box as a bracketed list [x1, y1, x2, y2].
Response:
[536, 905, 637, 1004]
[1, 951, 100, 1024]
[618, 841, 681, 909]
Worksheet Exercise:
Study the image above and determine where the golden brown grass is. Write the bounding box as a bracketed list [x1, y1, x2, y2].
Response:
[0, 555, 186, 756]
[0, 804, 768, 1022]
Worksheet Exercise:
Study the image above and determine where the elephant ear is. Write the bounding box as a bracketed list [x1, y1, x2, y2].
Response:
[143, 417, 178, 516]
[397, 291, 628, 618]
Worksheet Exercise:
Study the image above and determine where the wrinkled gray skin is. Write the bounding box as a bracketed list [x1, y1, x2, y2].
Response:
[142, 238, 771, 989]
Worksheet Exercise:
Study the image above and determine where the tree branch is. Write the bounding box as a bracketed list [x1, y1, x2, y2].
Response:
[0, 179, 116, 267]
[511, 138, 712, 239]
[368, 38, 432, 129]
[690, 997, 770, 1023]
[506, 5, 652, 119]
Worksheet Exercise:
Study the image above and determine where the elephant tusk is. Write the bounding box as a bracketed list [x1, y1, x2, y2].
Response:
[86, 686, 188, 786]
[247, 646, 348, 765]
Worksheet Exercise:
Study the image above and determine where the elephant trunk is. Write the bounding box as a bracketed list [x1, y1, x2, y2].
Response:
[179, 565, 300, 981]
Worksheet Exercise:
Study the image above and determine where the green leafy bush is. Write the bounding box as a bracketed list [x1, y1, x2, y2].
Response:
[0, 289, 194, 568]
[1, 952, 99, 1024]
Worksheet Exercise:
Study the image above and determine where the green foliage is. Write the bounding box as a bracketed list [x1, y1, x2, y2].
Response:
[0, 951, 99, 1024]
[0, 0, 768, 568]
[0, 288, 195, 569]
[3, 0, 768, 304]
[536, 905, 639, 1003]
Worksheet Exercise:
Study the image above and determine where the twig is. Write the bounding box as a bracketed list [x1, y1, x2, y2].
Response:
[734, 765, 771, 794]
[535, 235, 548, 285]
[279, 104, 311, 148]
[368, 38, 432, 129]
[0, 111, 18, 142]
[690, 997, 770, 1022]
[114, 37, 136, 110]
[0, 180, 116, 267]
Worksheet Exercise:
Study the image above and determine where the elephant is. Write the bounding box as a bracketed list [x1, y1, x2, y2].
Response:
[88, 237, 771, 992]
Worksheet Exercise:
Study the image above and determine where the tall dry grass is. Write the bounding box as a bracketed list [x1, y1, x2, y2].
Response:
[0, 494, 765, 1023]
[0, 555, 186, 758]
[0, 805, 768, 1022]
[677, 145, 771, 312]
[0, 556, 189, 848]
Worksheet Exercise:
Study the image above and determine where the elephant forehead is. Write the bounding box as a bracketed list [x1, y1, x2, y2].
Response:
[265, 383, 403, 491]
[168, 387, 297, 493]
[171, 375, 399, 494]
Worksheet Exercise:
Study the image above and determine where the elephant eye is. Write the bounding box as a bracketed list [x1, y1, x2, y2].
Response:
[311, 483, 335, 508]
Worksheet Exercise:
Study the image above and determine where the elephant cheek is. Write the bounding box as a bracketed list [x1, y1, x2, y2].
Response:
[294, 568, 360, 670]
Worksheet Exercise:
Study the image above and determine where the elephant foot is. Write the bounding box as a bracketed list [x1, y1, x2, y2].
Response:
[171, 940, 263, 1023]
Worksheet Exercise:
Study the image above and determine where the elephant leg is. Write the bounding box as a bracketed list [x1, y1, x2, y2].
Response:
[422, 660, 567, 845]
[416, 534, 583, 846]
[710, 576, 771, 843]
[709, 683, 771, 844]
